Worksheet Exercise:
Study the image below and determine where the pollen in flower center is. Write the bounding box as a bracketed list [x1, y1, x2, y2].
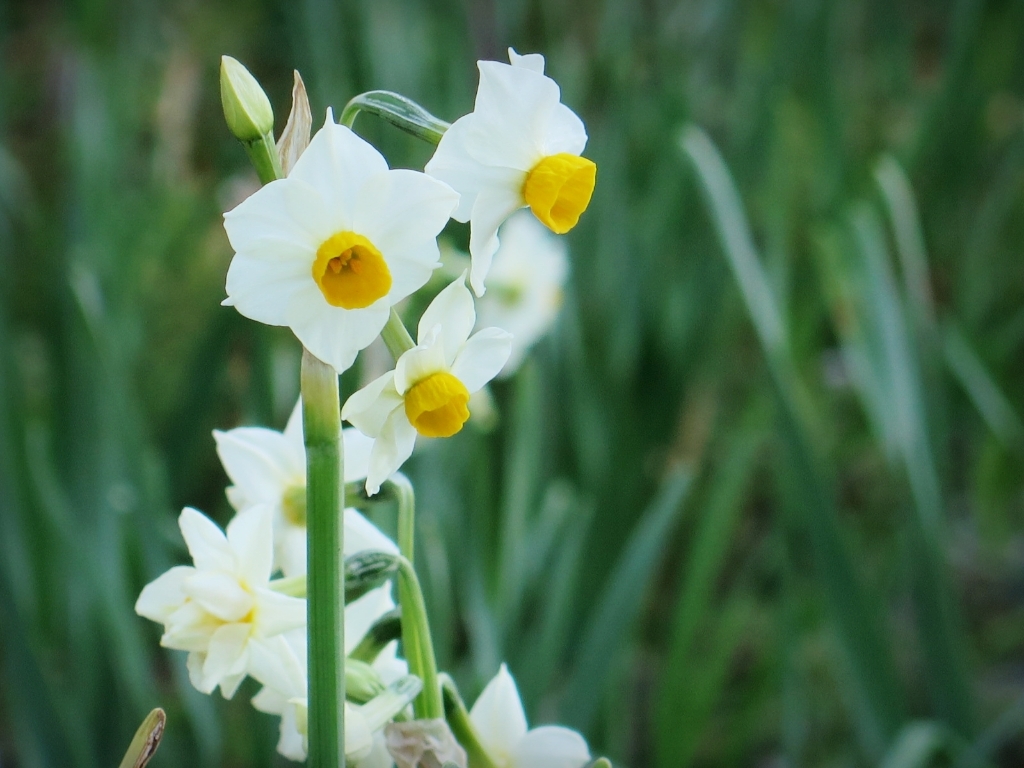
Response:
[404, 372, 471, 438]
[522, 153, 597, 234]
[312, 231, 392, 309]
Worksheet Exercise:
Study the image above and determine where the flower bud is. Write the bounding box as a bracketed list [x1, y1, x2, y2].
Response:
[220, 55, 274, 142]
[346, 658, 386, 704]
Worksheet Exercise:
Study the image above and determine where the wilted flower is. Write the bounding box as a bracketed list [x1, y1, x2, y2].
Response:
[223, 112, 459, 372]
[213, 399, 389, 576]
[134, 506, 306, 698]
[425, 49, 594, 296]
[342, 275, 511, 494]
[475, 210, 568, 376]
[469, 664, 590, 768]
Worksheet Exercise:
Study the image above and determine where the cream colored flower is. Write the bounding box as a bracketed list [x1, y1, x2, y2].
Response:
[470, 664, 590, 768]
[134, 505, 305, 698]
[342, 275, 511, 494]
[475, 210, 568, 376]
[425, 49, 594, 296]
[223, 111, 459, 372]
[213, 398, 391, 576]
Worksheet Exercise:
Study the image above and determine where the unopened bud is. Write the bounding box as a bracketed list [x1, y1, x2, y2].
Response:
[346, 658, 386, 704]
[220, 55, 274, 142]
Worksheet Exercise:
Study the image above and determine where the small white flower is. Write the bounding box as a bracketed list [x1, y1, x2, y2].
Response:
[213, 398, 391, 576]
[470, 664, 590, 768]
[425, 48, 595, 296]
[223, 110, 460, 372]
[475, 210, 568, 376]
[134, 505, 306, 698]
[342, 275, 511, 494]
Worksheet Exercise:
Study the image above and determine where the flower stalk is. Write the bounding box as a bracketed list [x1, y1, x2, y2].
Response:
[397, 554, 442, 719]
[302, 348, 346, 768]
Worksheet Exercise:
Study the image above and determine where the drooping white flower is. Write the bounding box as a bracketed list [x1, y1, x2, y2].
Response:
[342, 275, 512, 494]
[469, 664, 590, 768]
[223, 111, 460, 372]
[134, 505, 306, 698]
[213, 398, 391, 576]
[475, 210, 569, 376]
[425, 49, 595, 296]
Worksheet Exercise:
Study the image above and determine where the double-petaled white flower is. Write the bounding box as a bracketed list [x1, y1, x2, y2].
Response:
[425, 49, 594, 296]
[134, 506, 306, 698]
[475, 210, 568, 376]
[223, 111, 460, 373]
[343, 275, 511, 494]
[469, 664, 590, 768]
[213, 399, 384, 577]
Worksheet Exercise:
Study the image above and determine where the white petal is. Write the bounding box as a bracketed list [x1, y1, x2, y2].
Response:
[287, 296, 389, 374]
[470, 664, 529, 764]
[247, 635, 306, 696]
[343, 428, 374, 482]
[135, 566, 193, 624]
[365, 410, 416, 496]
[468, 185, 527, 296]
[161, 602, 220, 651]
[344, 585, 395, 655]
[226, 505, 275, 585]
[219, 671, 247, 700]
[178, 507, 234, 573]
[417, 274, 476, 363]
[277, 703, 309, 761]
[277, 525, 307, 578]
[254, 588, 308, 637]
[224, 250, 315, 327]
[380, 240, 443, 302]
[509, 726, 590, 768]
[352, 169, 459, 261]
[213, 428, 298, 509]
[223, 176, 330, 257]
[508, 48, 545, 74]
[425, 115, 497, 222]
[371, 641, 409, 686]
[451, 328, 513, 393]
[287, 118, 389, 225]
[344, 508, 399, 556]
[467, 61, 560, 170]
[343, 371, 403, 438]
[183, 571, 253, 622]
[394, 337, 448, 395]
[539, 103, 588, 157]
[355, 732, 394, 768]
[201, 622, 252, 695]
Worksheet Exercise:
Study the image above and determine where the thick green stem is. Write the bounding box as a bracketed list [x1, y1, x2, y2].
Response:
[381, 309, 416, 360]
[302, 348, 345, 768]
[397, 556, 442, 719]
[243, 132, 284, 184]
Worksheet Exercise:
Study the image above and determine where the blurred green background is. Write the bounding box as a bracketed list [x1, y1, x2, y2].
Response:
[3, 0, 1024, 766]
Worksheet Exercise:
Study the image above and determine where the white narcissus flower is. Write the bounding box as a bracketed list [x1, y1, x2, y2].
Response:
[425, 48, 595, 296]
[470, 664, 590, 768]
[223, 110, 460, 373]
[134, 505, 305, 698]
[213, 398, 390, 577]
[475, 210, 569, 376]
[342, 275, 512, 494]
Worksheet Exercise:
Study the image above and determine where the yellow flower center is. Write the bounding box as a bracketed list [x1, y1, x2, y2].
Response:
[522, 153, 597, 234]
[312, 231, 391, 309]
[404, 372, 471, 438]
[281, 484, 306, 526]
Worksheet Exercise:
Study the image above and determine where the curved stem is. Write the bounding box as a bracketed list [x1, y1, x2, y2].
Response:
[397, 556, 442, 719]
[340, 90, 449, 145]
[302, 348, 345, 768]
[381, 309, 416, 360]
[440, 676, 497, 768]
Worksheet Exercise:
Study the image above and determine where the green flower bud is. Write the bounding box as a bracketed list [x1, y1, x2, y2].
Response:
[220, 55, 274, 142]
[345, 658, 386, 704]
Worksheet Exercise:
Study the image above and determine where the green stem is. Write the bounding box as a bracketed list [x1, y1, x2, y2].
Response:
[440, 676, 497, 768]
[380, 309, 416, 360]
[392, 473, 415, 564]
[302, 348, 345, 768]
[397, 556, 442, 719]
[243, 132, 284, 184]
[340, 90, 449, 145]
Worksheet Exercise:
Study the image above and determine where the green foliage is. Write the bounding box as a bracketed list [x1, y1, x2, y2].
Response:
[2, 1, 1024, 767]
